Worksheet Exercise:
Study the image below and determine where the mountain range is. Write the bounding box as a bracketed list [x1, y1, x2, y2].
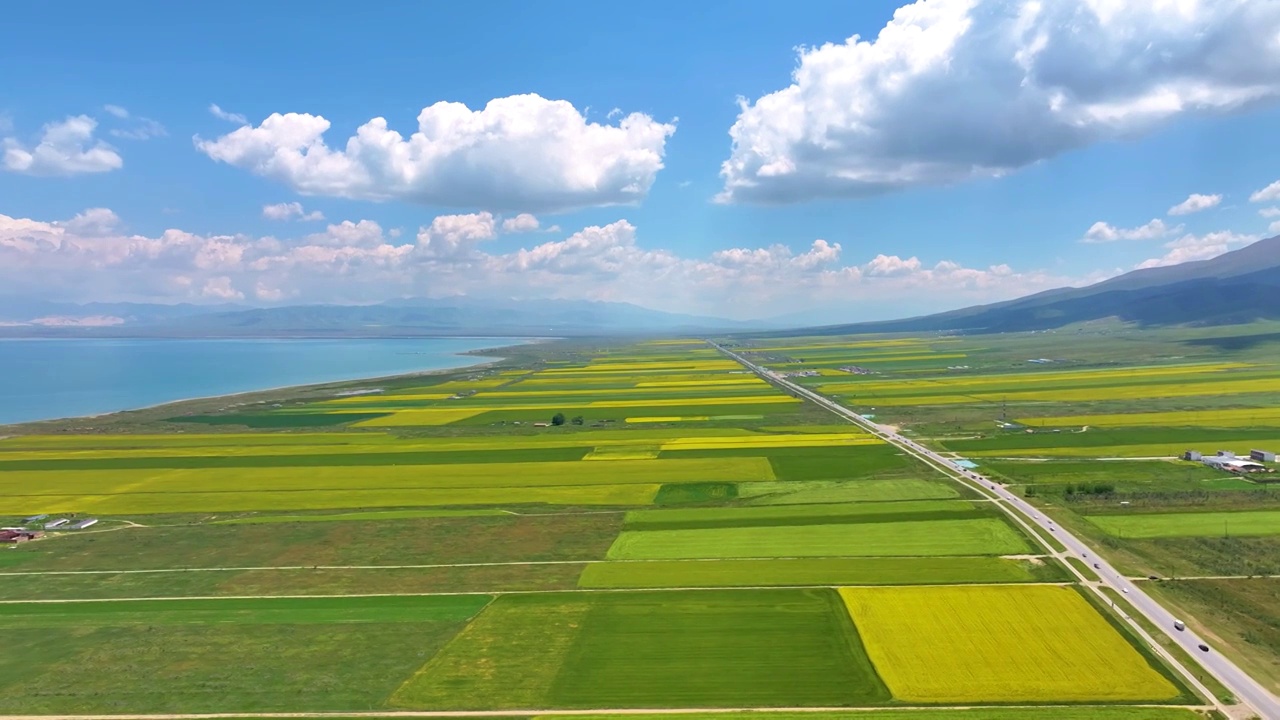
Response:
[778, 234, 1280, 336]
[0, 296, 759, 337]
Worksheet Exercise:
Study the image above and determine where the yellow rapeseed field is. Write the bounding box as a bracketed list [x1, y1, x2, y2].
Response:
[1021, 406, 1280, 428]
[660, 433, 879, 451]
[854, 376, 1280, 406]
[587, 396, 798, 408]
[354, 408, 488, 426]
[634, 379, 766, 387]
[839, 585, 1180, 703]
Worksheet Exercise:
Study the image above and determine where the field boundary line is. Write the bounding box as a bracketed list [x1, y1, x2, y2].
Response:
[0, 576, 1070, 599]
[0, 553, 1051, 577]
[0, 704, 1219, 719]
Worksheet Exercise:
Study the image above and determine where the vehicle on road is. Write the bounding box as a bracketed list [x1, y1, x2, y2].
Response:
[1198, 643, 1210, 652]
[1094, 563, 1100, 569]
[1174, 620, 1186, 631]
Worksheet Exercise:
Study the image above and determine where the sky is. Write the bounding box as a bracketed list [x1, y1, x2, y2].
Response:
[4, 0, 1280, 323]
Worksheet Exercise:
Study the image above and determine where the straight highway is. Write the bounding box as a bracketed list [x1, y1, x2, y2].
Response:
[711, 341, 1280, 719]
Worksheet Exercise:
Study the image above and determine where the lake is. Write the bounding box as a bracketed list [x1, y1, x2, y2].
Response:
[0, 337, 522, 426]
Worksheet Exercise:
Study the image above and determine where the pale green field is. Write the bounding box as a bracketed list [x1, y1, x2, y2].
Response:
[1087, 510, 1280, 538]
[1022, 407, 1280, 428]
[606, 518, 1032, 560]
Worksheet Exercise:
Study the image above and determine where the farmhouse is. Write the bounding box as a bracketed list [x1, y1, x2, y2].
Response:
[43, 518, 69, 529]
[1251, 449, 1277, 463]
[68, 518, 98, 530]
[0, 530, 42, 543]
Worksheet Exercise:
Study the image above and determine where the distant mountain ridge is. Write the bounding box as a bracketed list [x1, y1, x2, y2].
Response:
[775, 235, 1280, 336]
[0, 296, 759, 337]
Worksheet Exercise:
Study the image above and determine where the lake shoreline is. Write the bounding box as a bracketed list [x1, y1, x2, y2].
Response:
[0, 337, 547, 430]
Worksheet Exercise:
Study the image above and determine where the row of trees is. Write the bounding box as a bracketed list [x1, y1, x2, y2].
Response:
[550, 412, 584, 426]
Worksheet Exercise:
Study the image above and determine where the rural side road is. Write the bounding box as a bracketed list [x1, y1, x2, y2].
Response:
[711, 341, 1280, 719]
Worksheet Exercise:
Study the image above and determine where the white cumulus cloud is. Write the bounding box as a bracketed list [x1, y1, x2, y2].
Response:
[501, 213, 541, 233]
[194, 94, 677, 213]
[1250, 180, 1280, 203]
[2, 115, 123, 176]
[1136, 230, 1260, 269]
[262, 202, 324, 221]
[1168, 193, 1222, 216]
[416, 212, 497, 260]
[719, 0, 1280, 204]
[0, 207, 1093, 320]
[1082, 218, 1175, 243]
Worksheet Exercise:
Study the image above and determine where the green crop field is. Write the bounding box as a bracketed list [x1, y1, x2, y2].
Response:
[621, 499, 984, 529]
[606, 518, 1032, 560]
[577, 556, 1063, 588]
[392, 589, 890, 709]
[0, 595, 491, 713]
[1086, 509, 1280, 538]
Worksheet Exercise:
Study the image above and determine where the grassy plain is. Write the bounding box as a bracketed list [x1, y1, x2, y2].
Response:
[1147, 578, 1280, 693]
[394, 588, 890, 709]
[0, 595, 490, 713]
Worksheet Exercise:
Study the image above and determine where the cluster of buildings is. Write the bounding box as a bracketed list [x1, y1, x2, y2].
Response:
[780, 370, 820, 378]
[1183, 449, 1276, 474]
[6, 514, 98, 535]
[838, 366, 877, 375]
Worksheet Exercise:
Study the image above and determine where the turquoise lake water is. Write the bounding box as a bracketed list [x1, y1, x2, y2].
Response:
[0, 337, 519, 426]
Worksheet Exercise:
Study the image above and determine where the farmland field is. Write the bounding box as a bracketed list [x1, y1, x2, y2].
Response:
[606, 517, 1032, 559]
[578, 556, 1063, 588]
[1087, 509, 1280, 538]
[839, 585, 1184, 703]
[0, 332, 1240, 714]
[0, 595, 491, 713]
[392, 589, 890, 709]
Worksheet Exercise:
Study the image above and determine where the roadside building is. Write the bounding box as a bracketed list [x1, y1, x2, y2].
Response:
[1203, 456, 1267, 473]
[1251, 449, 1277, 463]
[1183, 450, 1202, 461]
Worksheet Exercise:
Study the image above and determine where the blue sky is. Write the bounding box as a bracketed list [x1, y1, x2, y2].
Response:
[4, 0, 1280, 322]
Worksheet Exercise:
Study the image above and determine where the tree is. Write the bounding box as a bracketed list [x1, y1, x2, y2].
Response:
[551, 412, 566, 426]
[571, 415, 585, 425]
